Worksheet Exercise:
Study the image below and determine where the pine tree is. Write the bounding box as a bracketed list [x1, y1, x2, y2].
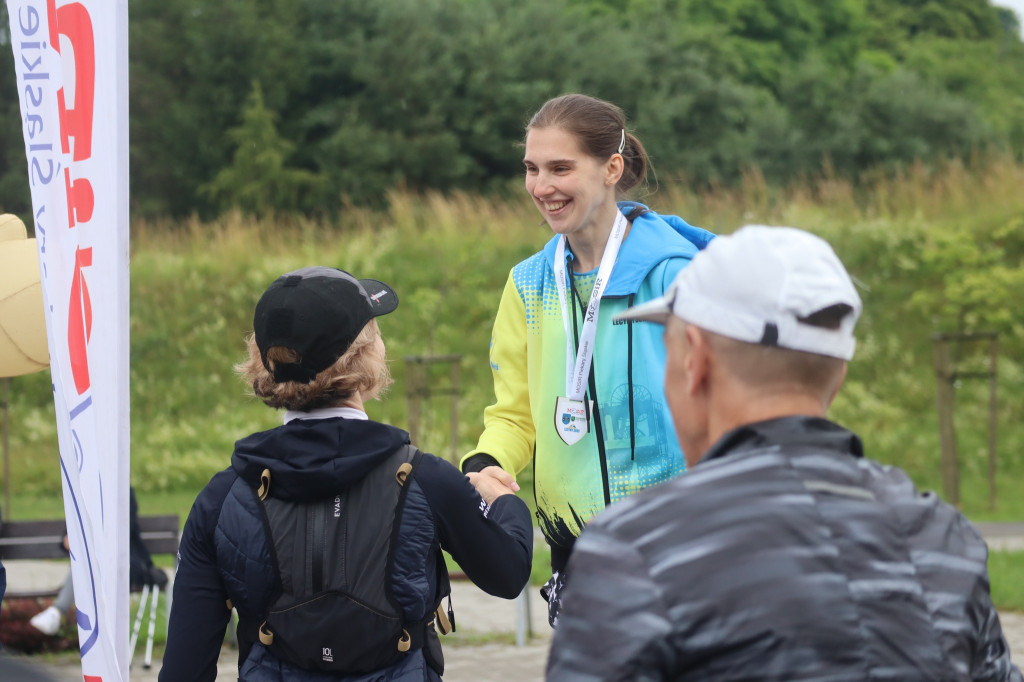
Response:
[201, 81, 322, 215]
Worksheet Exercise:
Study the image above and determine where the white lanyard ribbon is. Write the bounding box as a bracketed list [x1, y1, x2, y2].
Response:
[553, 210, 628, 400]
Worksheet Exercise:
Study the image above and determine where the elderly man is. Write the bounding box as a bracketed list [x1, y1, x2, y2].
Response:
[546, 226, 1021, 681]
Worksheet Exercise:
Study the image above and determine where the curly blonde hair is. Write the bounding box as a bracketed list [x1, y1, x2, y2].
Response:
[236, 319, 392, 411]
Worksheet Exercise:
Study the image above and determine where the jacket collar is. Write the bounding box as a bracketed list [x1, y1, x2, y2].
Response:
[541, 202, 713, 297]
[284, 406, 368, 423]
[700, 416, 864, 466]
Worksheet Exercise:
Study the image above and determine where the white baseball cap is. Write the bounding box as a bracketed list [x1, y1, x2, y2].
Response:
[614, 225, 862, 360]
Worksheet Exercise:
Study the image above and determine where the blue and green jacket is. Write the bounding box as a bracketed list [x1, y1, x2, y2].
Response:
[463, 202, 714, 553]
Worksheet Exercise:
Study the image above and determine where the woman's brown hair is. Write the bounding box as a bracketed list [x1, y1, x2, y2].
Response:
[527, 93, 652, 198]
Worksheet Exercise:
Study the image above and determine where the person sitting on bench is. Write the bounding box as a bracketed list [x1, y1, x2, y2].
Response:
[29, 487, 168, 636]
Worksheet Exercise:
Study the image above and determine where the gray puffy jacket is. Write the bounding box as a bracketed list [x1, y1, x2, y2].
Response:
[547, 416, 1022, 682]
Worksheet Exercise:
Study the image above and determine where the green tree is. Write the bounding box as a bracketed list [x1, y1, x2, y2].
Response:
[863, 0, 1005, 55]
[994, 7, 1021, 40]
[0, 5, 31, 219]
[909, 218, 1024, 334]
[902, 37, 1024, 152]
[201, 81, 323, 215]
[294, 0, 635, 205]
[777, 59, 991, 177]
[1, 0, 1002, 216]
[129, 0, 309, 216]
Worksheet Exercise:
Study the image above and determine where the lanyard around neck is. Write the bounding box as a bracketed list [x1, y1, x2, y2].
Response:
[553, 210, 628, 400]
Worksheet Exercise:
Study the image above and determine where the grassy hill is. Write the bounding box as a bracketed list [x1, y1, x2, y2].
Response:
[3, 157, 1023, 525]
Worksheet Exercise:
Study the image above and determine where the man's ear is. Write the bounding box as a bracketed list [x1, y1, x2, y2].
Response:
[684, 324, 711, 397]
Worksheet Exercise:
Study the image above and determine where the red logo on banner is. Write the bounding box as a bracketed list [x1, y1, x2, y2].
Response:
[68, 246, 93, 394]
[84, 676, 103, 682]
[64, 166, 95, 227]
[45, 0, 97, 396]
[48, 0, 95, 158]
[47, 0, 96, 228]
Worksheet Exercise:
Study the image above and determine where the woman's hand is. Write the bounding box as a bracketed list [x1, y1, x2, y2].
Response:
[466, 465, 520, 505]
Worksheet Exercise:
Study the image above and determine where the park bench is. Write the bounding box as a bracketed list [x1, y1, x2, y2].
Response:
[0, 514, 180, 667]
[0, 514, 180, 600]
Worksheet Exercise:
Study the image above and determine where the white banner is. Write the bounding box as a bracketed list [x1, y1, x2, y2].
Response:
[6, 0, 130, 680]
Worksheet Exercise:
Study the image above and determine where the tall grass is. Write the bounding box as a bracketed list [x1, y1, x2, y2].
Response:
[3, 158, 1023, 525]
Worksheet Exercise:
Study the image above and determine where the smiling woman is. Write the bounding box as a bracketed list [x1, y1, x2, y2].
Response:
[460, 93, 716, 627]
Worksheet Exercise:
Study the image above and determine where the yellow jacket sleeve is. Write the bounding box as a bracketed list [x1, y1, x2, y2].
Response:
[462, 273, 535, 476]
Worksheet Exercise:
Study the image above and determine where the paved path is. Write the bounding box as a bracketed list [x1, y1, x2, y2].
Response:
[1, 565, 551, 681]
[7, 575, 1023, 681]
[975, 522, 1024, 552]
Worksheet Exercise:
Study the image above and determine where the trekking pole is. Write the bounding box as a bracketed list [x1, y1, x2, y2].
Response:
[143, 584, 161, 669]
[129, 584, 151, 666]
[515, 585, 532, 646]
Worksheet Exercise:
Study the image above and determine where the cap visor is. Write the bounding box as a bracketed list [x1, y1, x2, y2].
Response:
[359, 279, 399, 316]
[612, 298, 672, 325]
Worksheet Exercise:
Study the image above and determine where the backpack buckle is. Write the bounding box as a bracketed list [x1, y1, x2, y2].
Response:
[397, 628, 412, 652]
[258, 621, 274, 646]
[257, 469, 272, 500]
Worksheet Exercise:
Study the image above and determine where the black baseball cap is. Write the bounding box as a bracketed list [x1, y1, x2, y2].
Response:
[253, 266, 398, 383]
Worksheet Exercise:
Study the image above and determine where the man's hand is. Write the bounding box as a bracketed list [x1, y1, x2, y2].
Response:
[467, 465, 520, 505]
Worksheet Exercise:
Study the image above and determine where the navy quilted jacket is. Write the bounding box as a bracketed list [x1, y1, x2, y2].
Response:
[160, 416, 533, 681]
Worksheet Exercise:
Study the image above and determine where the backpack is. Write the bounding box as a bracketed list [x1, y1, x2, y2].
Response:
[252, 444, 454, 675]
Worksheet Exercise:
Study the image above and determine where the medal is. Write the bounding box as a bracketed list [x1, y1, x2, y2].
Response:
[552, 210, 628, 446]
[554, 396, 590, 446]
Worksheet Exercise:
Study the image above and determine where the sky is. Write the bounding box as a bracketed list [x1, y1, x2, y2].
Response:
[992, 0, 1024, 37]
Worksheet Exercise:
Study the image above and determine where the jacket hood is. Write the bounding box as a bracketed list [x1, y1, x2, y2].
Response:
[230, 417, 410, 500]
[541, 201, 715, 297]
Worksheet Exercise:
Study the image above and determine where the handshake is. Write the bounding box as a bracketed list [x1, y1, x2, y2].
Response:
[464, 459, 520, 505]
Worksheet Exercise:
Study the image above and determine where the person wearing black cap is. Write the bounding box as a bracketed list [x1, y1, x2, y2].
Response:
[160, 267, 533, 682]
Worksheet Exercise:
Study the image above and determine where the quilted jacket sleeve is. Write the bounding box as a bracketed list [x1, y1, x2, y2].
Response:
[159, 472, 234, 682]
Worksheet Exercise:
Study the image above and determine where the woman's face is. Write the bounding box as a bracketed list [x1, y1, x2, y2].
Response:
[523, 126, 620, 240]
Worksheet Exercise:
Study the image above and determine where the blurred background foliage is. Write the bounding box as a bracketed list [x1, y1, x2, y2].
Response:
[1, 0, 1023, 218]
[1, 158, 1022, 524]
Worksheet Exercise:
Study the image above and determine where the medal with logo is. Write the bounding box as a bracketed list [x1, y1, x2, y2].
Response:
[554, 396, 589, 446]
[552, 210, 628, 446]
